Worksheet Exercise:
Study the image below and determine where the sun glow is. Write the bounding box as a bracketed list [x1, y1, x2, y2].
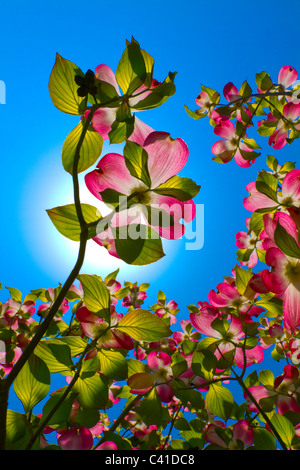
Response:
[20, 147, 182, 285]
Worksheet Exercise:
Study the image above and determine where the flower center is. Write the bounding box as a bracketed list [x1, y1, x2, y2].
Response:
[285, 261, 300, 286]
[231, 298, 243, 309]
[279, 196, 294, 206]
[130, 186, 152, 205]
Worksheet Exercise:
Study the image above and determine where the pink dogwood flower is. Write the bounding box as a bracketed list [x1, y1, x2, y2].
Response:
[268, 102, 300, 149]
[128, 350, 174, 402]
[76, 305, 134, 350]
[57, 427, 94, 450]
[236, 217, 264, 268]
[38, 288, 69, 319]
[211, 120, 256, 167]
[205, 419, 253, 449]
[154, 298, 178, 325]
[243, 169, 300, 213]
[0, 346, 22, 376]
[260, 214, 300, 333]
[87, 64, 159, 145]
[96, 441, 118, 450]
[223, 82, 240, 103]
[278, 65, 298, 89]
[85, 131, 196, 244]
[246, 365, 300, 415]
[121, 284, 147, 309]
[190, 304, 264, 368]
[1, 298, 35, 330]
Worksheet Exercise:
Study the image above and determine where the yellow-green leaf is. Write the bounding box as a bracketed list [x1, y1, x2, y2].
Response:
[46, 203, 101, 241]
[77, 274, 111, 322]
[117, 308, 172, 341]
[206, 384, 234, 421]
[62, 120, 103, 174]
[34, 340, 74, 374]
[98, 349, 128, 380]
[48, 53, 87, 115]
[13, 355, 50, 413]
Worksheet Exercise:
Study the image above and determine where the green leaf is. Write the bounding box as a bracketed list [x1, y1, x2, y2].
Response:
[138, 388, 163, 426]
[104, 268, 119, 284]
[5, 410, 29, 450]
[239, 80, 252, 98]
[248, 211, 265, 235]
[117, 308, 172, 342]
[200, 85, 220, 101]
[257, 120, 278, 137]
[255, 294, 283, 317]
[171, 352, 188, 378]
[123, 140, 151, 187]
[271, 413, 295, 448]
[115, 38, 154, 95]
[255, 170, 278, 202]
[48, 53, 87, 115]
[192, 349, 217, 380]
[73, 407, 100, 429]
[259, 369, 274, 388]
[34, 340, 74, 374]
[206, 384, 234, 421]
[244, 370, 259, 388]
[112, 286, 131, 300]
[247, 102, 266, 117]
[41, 388, 76, 428]
[215, 105, 235, 116]
[108, 115, 135, 144]
[73, 372, 108, 409]
[127, 358, 150, 377]
[98, 349, 128, 380]
[46, 203, 101, 242]
[13, 354, 50, 413]
[127, 372, 156, 391]
[252, 427, 276, 450]
[234, 265, 253, 295]
[255, 71, 274, 92]
[62, 119, 103, 174]
[77, 274, 111, 322]
[114, 224, 165, 265]
[174, 417, 191, 431]
[99, 188, 127, 208]
[91, 79, 121, 106]
[133, 72, 176, 110]
[153, 175, 200, 201]
[266, 155, 279, 172]
[5, 286, 22, 303]
[243, 137, 261, 150]
[57, 337, 88, 357]
[274, 222, 300, 258]
[184, 104, 204, 120]
[236, 248, 253, 263]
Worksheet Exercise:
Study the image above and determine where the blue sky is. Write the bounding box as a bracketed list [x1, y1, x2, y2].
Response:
[1, 0, 300, 420]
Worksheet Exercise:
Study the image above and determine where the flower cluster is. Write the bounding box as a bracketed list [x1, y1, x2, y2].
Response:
[2, 42, 300, 453]
[186, 65, 300, 167]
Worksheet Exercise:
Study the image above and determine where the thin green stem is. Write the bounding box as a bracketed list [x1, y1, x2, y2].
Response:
[24, 328, 110, 450]
[0, 103, 102, 450]
[93, 395, 141, 450]
[217, 90, 293, 108]
[216, 345, 288, 450]
[161, 404, 182, 450]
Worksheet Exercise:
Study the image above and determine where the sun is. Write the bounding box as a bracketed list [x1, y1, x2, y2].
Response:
[20, 146, 182, 285]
